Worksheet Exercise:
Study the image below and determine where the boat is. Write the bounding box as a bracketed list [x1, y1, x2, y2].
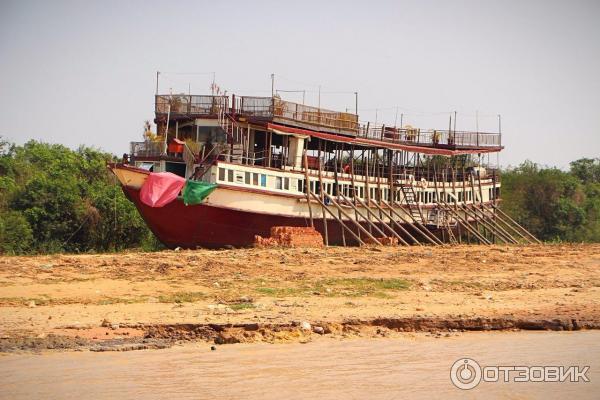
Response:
[109, 86, 536, 248]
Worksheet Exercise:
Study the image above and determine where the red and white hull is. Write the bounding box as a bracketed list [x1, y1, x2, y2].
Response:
[111, 164, 496, 248]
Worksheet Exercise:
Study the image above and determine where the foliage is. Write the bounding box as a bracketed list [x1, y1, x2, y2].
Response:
[501, 159, 600, 242]
[0, 138, 158, 254]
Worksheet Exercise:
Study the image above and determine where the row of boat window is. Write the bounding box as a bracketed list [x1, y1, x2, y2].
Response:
[218, 167, 493, 203]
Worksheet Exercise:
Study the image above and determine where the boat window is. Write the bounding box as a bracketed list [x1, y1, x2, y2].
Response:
[245, 172, 251, 185]
[227, 169, 234, 183]
[275, 176, 283, 190]
[253, 173, 259, 186]
[218, 167, 225, 181]
[284, 177, 290, 191]
[359, 186, 364, 199]
[298, 179, 305, 193]
[260, 174, 267, 187]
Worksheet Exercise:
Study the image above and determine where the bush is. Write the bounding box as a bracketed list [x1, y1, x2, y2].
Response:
[0, 139, 153, 253]
[0, 211, 33, 254]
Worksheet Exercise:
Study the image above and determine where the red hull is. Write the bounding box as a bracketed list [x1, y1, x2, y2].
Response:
[123, 186, 440, 248]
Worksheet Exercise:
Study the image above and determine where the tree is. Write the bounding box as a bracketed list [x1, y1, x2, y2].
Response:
[570, 158, 600, 184]
[0, 139, 155, 253]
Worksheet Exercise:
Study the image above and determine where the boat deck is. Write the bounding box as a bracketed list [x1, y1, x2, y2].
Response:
[154, 94, 502, 152]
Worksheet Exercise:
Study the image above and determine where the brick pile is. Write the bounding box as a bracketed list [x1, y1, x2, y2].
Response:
[254, 226, 324, 248]
[364, 236, 399, 246]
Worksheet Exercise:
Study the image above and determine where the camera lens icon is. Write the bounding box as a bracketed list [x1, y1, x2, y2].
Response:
[450, 358, 482, 390]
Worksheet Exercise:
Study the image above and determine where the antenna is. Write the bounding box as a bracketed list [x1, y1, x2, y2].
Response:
[155, 71, 160, 95]
[271, 73, 275, 97]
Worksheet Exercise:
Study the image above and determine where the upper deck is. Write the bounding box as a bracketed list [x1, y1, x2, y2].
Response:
[154, 94, 502, 153]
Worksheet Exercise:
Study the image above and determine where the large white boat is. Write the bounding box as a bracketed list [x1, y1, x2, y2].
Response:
[110, 89, 536, 248]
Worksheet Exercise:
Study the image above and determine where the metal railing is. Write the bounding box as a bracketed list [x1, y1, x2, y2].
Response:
[357, 124, 501, 148]
[235, 96, 359, 132]
[153, 93, 501, 149]
[130, 141, 166, 157]
[155, 95, 229, 115]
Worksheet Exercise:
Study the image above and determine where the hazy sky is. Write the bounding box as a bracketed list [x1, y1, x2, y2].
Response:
[1, 0, 598, 168]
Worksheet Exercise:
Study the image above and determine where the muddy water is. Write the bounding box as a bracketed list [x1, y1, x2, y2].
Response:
[1, 331, 598, 399]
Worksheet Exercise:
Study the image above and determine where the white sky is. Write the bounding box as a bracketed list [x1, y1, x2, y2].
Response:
[1, 0, 599, 168]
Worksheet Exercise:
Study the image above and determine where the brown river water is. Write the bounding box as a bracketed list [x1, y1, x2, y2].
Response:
[1, 331, 598, 399]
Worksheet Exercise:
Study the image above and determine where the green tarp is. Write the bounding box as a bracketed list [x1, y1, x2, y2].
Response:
[182, 180, 217, 206]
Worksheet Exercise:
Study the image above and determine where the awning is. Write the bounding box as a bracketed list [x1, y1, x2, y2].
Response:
[267, 123, 502, 156]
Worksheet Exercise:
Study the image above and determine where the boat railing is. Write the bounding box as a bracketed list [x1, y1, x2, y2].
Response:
[357, 123, 501, 148]
[130, 141, 166, 158]
[155, 95, 229, 116]
[273, 154, 500, 183]
[235, 96, 359, 132]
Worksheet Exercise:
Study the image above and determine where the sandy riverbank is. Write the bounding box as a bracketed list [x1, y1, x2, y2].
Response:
[0, 244, 598, 352]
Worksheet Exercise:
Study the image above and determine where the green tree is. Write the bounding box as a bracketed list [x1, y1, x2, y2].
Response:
[0, 210, 33, 254]
[0, 139, 155, 253]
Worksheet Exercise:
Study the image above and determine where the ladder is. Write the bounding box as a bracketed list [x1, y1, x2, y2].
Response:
[441, 210, 458, 244]
[399, 184, 425, 223]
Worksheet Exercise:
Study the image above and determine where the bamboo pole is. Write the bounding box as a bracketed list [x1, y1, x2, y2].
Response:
[303, 150, 314, 228]
[334, 143, 346, 246]
[437, 200, 491, 244]
[310, 192, 365, 246]
[465, 203, 518, 244]
[381, 200, 441, 245]
[317, 148, 329, 246]
[324, 193, 382, 245]
[460, 204, 518, 244]
[487, 205, 541, 244]
[338, 192, 403, 244]
[348, 195, 409, 246]
[368, 198, 419, 245]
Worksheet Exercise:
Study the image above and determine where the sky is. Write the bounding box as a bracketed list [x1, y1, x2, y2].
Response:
[0, 0, 599, 168]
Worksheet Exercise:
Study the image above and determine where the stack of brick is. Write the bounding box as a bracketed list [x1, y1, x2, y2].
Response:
[254, 226, 324, 248]
[364, 236, 399, 246]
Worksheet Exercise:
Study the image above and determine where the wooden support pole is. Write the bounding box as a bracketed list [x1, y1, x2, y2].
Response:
[365, 151, 372, 228]
[381, 200, 441, 245]
[368, 198, 419, 245]
[310, 192, 365, 246]
[487, 205, 541, 244]
[334, 143, 346, 246]
[466, 204, 518, 244]
[349, 145, 361, 239]
[460, 204, 518, 244]
[303, 150, 314, 228]
[324, 193, 382, 245]
[317, 148, 329, 246]
[437, 200, 491, 244]
[349, 195, 410, 246]
[342, 194, 386, 242]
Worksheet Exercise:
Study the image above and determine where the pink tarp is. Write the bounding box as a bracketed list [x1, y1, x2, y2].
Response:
[140, 172, 186, 207]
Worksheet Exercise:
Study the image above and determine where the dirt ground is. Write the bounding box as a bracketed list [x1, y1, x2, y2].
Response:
[0, 244, 599, 352]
